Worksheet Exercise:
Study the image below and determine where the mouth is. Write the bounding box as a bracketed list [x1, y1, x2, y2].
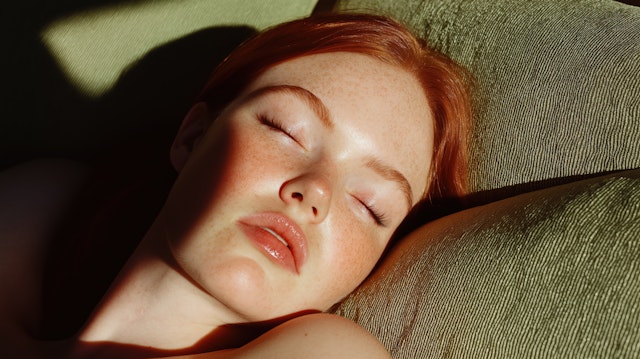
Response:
[238, 212, 308, 274]
[261, 227, 289, 247]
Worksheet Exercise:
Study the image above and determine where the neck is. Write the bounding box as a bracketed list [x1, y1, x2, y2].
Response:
[70, 225, 249, 357]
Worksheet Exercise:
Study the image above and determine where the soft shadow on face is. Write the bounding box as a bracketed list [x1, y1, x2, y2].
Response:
[163, 109, 235, 254]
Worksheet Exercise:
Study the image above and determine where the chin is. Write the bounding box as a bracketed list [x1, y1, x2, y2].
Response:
[196, 256, 302, 322]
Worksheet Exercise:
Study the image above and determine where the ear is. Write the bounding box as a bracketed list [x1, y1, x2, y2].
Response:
[170, 102, 211, 172]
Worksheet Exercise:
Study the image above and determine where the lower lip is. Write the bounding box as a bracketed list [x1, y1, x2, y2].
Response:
[238, 223, 297, 274]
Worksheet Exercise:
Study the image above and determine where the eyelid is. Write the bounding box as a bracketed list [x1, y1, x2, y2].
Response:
[259, 115, 286, 132]
[352, 195, 389, 227]
[258, 115, 304, 147]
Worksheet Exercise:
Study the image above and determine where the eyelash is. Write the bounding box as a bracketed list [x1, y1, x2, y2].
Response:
[359, 198, 389, 227]
[259, 115, 294, 139]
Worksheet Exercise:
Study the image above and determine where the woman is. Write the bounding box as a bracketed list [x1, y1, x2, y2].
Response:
[0, 13, 471, 358]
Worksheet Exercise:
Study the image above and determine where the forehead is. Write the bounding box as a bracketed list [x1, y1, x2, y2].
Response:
[243, 52, 434, 201]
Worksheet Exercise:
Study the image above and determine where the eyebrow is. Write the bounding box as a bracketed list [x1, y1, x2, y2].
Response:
[366, 157, 413, 211]
[245, 85, 334, 129]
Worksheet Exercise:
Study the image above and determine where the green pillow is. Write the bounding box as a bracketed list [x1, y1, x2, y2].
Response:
[41, 0, 318, 97]
[334, 169, 640, 358]
[334, 0, 640, 195]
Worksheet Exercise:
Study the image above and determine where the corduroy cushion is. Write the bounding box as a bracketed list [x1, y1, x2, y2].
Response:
[334, 169, 640, 358]
[40, 0, 319, 98]
[334, 0, 640, 195]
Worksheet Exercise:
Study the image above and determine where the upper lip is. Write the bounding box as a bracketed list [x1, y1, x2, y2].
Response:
[238, 212, 308, 272]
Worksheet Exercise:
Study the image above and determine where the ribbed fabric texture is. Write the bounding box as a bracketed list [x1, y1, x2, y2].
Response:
[41, 0, 318, 97]
[335, 169, 640, 358]
[335, 0, 640, 195]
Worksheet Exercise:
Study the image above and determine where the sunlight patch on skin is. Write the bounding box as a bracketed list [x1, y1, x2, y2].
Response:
[40, 0, 317, 97]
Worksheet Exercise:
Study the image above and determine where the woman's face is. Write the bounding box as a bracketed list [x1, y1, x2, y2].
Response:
[163, 52, 433, 322]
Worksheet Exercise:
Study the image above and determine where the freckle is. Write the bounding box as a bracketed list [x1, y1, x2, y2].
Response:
[304, 332, 309, 337]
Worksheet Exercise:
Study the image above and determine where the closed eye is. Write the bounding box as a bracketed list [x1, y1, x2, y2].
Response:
[355, 197, 388, 227]
[258, 115, 300, 145]
[259, 115, 287, 133]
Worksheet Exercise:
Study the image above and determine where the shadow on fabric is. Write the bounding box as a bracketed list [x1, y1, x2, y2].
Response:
[1, 0, 256, 169]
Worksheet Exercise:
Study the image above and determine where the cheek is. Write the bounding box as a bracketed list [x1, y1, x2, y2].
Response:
[217, 125, 299, 195]
[315, 217, 388, 306]
[164, 122, 278, 245]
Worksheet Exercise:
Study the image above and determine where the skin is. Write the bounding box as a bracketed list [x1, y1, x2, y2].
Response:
[0, 52, 433, 358]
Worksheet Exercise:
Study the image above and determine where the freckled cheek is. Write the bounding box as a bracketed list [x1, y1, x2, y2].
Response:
[322, 219, 386, 295]
[225, 134, 291, 190]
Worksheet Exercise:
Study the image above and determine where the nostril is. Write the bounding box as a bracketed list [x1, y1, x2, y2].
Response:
[312, 207, 318, 216]
[292, 192, 303, 201]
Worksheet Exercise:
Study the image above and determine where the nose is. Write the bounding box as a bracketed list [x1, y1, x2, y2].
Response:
[280, 173, 332, 223]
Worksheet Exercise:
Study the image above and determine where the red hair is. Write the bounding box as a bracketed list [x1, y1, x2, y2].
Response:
[196, 13, 472, 201]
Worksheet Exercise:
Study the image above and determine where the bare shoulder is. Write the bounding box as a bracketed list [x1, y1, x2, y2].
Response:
[171, 313, 391, 359]
[235, 313, 391, 359]
[0, 159, 88, 337]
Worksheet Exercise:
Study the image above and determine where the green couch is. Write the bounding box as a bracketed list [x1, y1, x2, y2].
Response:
[4, 0, 639, 357]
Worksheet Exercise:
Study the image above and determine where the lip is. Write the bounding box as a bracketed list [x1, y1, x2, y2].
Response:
[237, 212, 308, 274]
